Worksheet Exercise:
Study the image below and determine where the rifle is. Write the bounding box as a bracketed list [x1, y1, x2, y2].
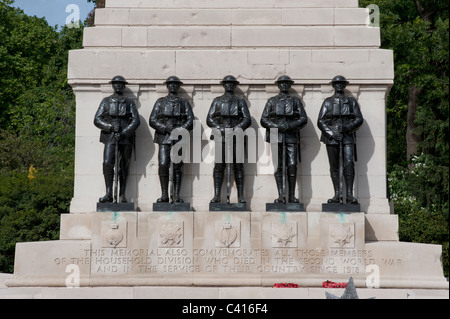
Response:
[169, 102, 175, 203]
[108, 95, 120, 204]
[170, 139, 175, 203]
[282, 132, 286, 204]
[226, 132, 231, 204]
[225, 100, 232, 204]
[339, 139, 344, 204]
[114, 123, 120, 204]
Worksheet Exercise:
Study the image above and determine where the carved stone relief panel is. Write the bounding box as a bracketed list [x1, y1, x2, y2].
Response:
[329, 223, 355, 249]
[101, 221, 127, 248]
[159, 221, 184, 248]
[271, 221, 298, 248]
[215, 221, 241, 248]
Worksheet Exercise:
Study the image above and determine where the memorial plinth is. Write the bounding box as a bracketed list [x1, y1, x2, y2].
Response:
[6, 211, 447, 288]
[6, 0, 448, 290]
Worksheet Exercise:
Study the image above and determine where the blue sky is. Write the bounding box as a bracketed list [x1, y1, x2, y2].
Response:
[12, 0, 95, 29]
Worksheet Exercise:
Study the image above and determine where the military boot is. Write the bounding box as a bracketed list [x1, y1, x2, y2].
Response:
[235, 170, 246, 203]
[210, 172, 223, 203]
[327, 172, 341, 203]
[345, 175, 358, 204]
[173, 170, 184, 203]
[287, 166, 299, 203]
[119, 173, 128, 203]
[274, 171, 285, 203]
[99, 163, 114, 203]
[157, 174, 170, 203]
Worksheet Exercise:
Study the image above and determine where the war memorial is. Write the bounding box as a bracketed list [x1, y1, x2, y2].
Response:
[3, 0, 448, 298]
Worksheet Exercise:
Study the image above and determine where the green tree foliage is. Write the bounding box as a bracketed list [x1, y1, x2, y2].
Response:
[86, 0, 105, 26]
[0, 0, 57, 127]
[0, 171, 73, 273]
[1, 3, 83, 150]
[360, 0, 449, 167]
[0, 0, 84, 273]
[360, 0, 449, 275]
[388, 155, 449, 274]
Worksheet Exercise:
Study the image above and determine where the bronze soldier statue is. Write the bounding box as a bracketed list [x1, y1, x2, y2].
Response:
[207, 75, 251, 204]
[261, 75, 308, 203]
[94, 75, 140, 203]
[317, 75, 363, 204]
[149, 76, 194, 203]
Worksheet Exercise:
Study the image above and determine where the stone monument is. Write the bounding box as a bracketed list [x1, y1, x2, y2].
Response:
[6, 0, 448, 290]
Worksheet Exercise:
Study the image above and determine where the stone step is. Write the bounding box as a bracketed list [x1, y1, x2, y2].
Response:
[105, 0, 359, 9]
[82, 25, 380, 49]
[94, 8, 369, 27]
[0, 274, 11, 289]
[0, 284, 448, 299]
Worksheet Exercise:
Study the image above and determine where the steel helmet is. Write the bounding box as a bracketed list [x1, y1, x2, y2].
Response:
[275, 75, 295, 84]
[110, 75, 129, 84]
[330, 75, 349, 84]
[220, 75, 240, 84]
[164, 76, 184, 85]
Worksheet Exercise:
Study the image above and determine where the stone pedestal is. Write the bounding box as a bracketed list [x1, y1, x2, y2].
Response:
[322, 203, 361, 213]
[152, 202, 191, 212]
[209, 203, 247, 212]
[97, 202, 136, 212]
[6, 211, 448, 289]
[266, 203, 305, 212]
[5, 0, 448, 291]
